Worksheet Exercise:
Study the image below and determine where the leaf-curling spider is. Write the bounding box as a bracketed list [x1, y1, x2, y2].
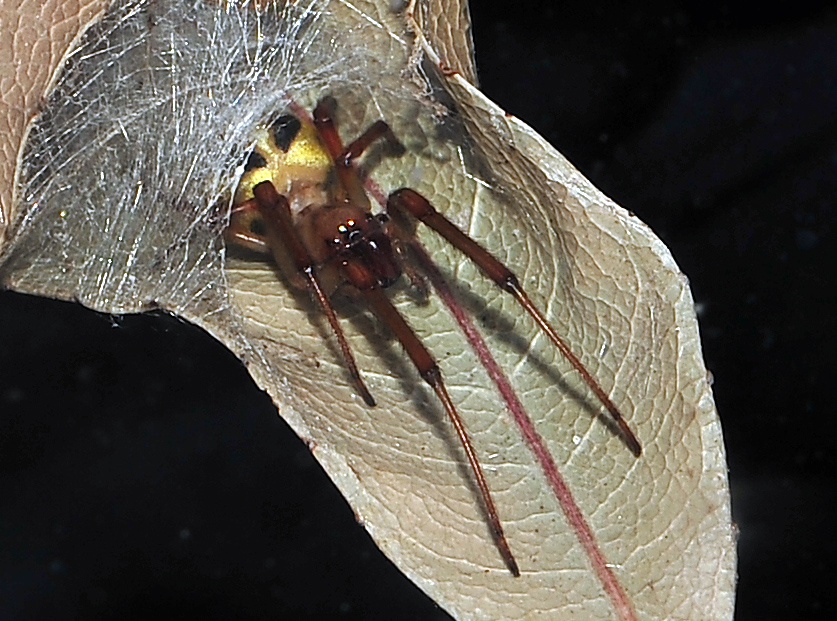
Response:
[225, 97, 641, 576]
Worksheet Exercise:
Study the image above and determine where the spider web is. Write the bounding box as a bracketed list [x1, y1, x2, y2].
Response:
[1, 0, 423, 323]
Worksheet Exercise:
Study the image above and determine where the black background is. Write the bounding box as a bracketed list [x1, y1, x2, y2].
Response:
[1, 3, 835, 619]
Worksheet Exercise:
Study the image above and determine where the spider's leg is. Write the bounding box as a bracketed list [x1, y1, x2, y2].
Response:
[340, 120, 405, 164]
[225, 199, 271, 254]
[312, 98, 404, 163]
[394, 241, 430, 298]
[311, 99, 344, 156]
[341, 256, 520, 577]
[312, 99, 367, 209]
[252, 181, 376, 407]
[387, 188, 642, 457]
[312, 100, 403, 210]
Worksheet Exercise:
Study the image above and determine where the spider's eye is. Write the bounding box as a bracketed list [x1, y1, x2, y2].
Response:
[334, 219, 364, 245]
[270, 115, 302, 152]
[244, 150, 267, 172]
[346, 219, 362, 242]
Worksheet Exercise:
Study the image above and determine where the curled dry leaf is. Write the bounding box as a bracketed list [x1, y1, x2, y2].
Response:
[0, 0, 735, 619]
[0, 0, 112, 239]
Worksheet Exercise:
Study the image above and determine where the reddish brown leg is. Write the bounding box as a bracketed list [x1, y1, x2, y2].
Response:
[340, 256, 520, 577]
[313, 99, 403, 210]
[225, 199, 271, 254]
[251, 181, 376, 407]
[340, 120, 404, 165]
[311, 98, 344, 159]
[394, 244, 430, 297]
[388, 188, 642, 457]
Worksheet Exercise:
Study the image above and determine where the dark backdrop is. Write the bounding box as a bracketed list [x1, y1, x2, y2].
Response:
[1, 3, 834, 619]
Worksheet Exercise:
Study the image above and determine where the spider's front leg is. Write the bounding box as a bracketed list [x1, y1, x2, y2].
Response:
[387, 188, 642, 457]
[339, 254, 520, 577]
[240, 181, 377, 407]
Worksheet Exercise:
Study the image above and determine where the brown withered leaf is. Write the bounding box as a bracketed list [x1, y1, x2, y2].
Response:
[0, 0, 111, 240]
[0, 0, 735, 619]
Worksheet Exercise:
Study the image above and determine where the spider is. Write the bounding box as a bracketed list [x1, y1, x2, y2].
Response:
[224, 97, 641, 576]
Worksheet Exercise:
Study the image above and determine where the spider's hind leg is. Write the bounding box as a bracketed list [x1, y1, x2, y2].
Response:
[313, 98, 404, 209]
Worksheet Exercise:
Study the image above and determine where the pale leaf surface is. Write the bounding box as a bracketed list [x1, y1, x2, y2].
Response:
[0, 1, 735, 619]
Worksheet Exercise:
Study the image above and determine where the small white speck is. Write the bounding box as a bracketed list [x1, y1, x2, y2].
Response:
[598, 336, 609, 358]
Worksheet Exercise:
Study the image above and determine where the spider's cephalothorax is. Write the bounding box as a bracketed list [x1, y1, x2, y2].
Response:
[225, 97, 642, 578]
[325, 210, 402, 290]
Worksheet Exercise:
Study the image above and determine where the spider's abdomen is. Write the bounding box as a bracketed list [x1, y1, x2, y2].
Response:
[234, 114, 332, 211]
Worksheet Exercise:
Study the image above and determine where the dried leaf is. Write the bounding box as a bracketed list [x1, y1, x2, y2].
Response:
[0, 1, 735, 619]
[0, 0, 111, 238]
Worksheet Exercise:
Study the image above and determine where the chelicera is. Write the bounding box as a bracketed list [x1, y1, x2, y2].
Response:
[225, 97, 641, 576]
